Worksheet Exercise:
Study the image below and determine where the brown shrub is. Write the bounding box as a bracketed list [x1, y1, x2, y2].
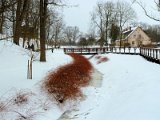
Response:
[43, 53, 93, 103]
[69, 53, 92, 72]
[0, 101, 7, 112]
[13, 90, 33, 106]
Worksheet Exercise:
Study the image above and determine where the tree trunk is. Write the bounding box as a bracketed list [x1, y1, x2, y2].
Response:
[14, 21, 21, 45]
[40, 0, 47, 62]
[105, 24, 108, 46]
[0, 13, 4, 34]
[0, 0, 5, 34]
[54, 27, 58, 48]
[11, 4, 16, 38]
[13, 0, 22, 45]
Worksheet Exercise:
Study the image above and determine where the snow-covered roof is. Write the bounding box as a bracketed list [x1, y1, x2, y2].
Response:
[123, 27, 137, 34]
[115, 26, 142, 42]
[125, 26, 141, 39]
[115, 39, 126, 42]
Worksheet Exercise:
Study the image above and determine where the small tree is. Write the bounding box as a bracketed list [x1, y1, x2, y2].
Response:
[116, 1, 136, 47]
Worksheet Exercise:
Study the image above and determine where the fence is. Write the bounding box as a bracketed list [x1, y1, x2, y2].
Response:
[140, 47, 160, 64]
[64, 47, 160, 64]
[107, 47, 139, 54]
[64, 47, 140, 55]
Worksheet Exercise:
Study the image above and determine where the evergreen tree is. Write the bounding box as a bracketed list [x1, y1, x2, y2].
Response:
[110, 23, 119, 42]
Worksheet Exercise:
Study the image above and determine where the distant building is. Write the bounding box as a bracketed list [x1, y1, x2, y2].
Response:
[115, 26, 152, 47]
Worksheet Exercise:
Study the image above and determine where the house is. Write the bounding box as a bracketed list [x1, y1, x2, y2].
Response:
[115, 26, 152, 47]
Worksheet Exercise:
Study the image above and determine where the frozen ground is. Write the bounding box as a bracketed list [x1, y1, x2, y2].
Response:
[0, 40, 160, 120]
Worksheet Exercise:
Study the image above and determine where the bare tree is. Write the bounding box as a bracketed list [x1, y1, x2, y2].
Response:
[116, 1, 136, 47]
[53, 18, 64, 48]
[91, 2, 105, 47]
[133, 0, 160, 22]
[64, 26, 80, 46]
[0, 0, 17, 34]
[103, 1, 115, 46]
[72, 26, 79, 44]
[46, 10, 65, 49]
[91, 1, 117, 47]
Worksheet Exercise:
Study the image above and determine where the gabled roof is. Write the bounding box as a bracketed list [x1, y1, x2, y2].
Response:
[123, 30, 132, 38]
[115, 26, 146, 42]
[124, 26, 141, 39]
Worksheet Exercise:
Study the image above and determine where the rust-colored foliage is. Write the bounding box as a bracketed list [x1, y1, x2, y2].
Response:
[69, 53, 92, 72]
[43, 53, 93, 103]
[94, 55, 109, 64]
[97, 57, 109, 64]
[94, 55, 102, 60]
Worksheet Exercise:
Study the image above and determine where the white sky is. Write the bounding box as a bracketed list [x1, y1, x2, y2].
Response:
[63, 0, 159, 33]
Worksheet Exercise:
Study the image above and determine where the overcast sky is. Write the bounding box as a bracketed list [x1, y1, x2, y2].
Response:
[63, 0, 159, 33]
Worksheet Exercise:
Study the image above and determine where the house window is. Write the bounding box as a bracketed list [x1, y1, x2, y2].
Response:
[132, 41, 135, 45]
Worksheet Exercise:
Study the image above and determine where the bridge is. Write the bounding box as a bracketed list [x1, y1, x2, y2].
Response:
[64, 47, 160, 64]
[64, 47, 139, 55]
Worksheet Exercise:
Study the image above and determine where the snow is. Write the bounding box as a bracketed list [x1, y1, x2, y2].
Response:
[88, 54, 160, 120]
[0, 40, 160, 120]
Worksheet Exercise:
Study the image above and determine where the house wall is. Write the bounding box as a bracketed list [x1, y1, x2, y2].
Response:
[127, 27, 151, 47]
[115, 40, 120, 46]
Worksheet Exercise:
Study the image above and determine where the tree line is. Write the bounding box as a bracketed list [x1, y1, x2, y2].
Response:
[0, 0, 81, 61]
[0, 0, 160, 61]
[90, 1, 136, 47]
[88, 0, 160, 47]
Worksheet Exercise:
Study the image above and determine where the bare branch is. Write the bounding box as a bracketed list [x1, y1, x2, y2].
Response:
[136, 1, 160, 21]
[46, 2, 78, 8]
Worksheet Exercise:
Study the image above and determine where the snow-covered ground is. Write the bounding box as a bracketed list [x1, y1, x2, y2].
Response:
[0, 40, 160, 120]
